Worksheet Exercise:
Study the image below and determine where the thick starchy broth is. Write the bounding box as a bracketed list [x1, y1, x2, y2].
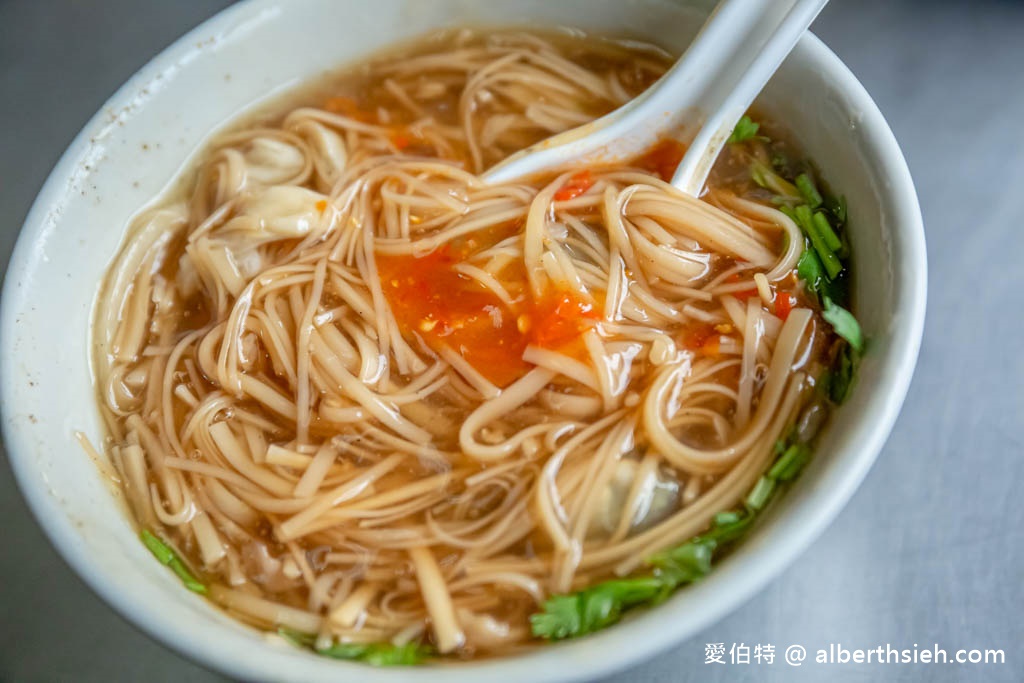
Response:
[93, 28, 858, 662]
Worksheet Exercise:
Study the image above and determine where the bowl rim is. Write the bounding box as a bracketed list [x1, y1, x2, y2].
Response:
[0, 2, 926, 681]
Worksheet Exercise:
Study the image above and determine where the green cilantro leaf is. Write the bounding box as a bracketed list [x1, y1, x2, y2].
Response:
[822, 297, 865, 352]
[728, 115, 760, 143]
[531, 594, 583, 639]
[140, 530, 207, 594]
[277, 628, 430, 666]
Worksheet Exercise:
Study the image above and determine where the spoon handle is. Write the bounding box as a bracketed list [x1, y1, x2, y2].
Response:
[482, 0, 828, 194]
[670, 0, 830, 195]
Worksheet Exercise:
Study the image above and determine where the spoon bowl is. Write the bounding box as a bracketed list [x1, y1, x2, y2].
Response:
[483, 0, 830, 195]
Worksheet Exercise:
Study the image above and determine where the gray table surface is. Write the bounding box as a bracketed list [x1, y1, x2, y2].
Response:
[2, 1, 1022, 681]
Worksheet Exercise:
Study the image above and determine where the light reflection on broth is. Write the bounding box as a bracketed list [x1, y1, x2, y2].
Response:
[92, 27, 850, 661]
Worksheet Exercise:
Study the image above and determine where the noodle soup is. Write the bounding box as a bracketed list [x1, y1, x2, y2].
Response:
[93, 28, 861, 662]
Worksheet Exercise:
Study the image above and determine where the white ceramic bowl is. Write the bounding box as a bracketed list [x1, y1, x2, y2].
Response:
[0, 1, 926, 681]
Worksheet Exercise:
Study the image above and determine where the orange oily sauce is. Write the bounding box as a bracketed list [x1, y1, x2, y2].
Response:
[377, 243, 601, 388]
[635, 139, 687, 182]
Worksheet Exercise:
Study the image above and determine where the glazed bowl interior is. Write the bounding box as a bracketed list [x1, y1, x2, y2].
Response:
[0, 1, 925, 682]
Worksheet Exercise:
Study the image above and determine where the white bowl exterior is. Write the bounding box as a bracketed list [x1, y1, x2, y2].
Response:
[0, 1, 925, 682]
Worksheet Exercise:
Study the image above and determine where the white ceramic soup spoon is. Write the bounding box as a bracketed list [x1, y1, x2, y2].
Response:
[482, 0, 830, 195]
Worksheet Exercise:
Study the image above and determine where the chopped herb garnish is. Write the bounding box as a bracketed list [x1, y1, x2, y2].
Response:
[796, 249, 826, 293]
[277, 628, 430, 666]
[825, 194, 848, 225]
[822, 296, 864, 353]
[701, 509, 755, 545]
[713, 510, 743, 527]
[277, 627, 317, 648]
[826, 342, 859, 404]
[140, 529, 207, 594]
[326, 642, 429, 666]
[728, 115, 761, 143]
[812, 211, 843, 252]
[738, 118, 865, 394]
[531, 594, 585, 639]
[744, 476, 776, 511]
[795, 247, 847, 313]
[751, 160, 800, 198]
[791, 204, 842, 279]
[769, 444, 811, 481]
[795, 173, 823, 208]
[531, 576, 667, 639]
[649, 539, 714, 582]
